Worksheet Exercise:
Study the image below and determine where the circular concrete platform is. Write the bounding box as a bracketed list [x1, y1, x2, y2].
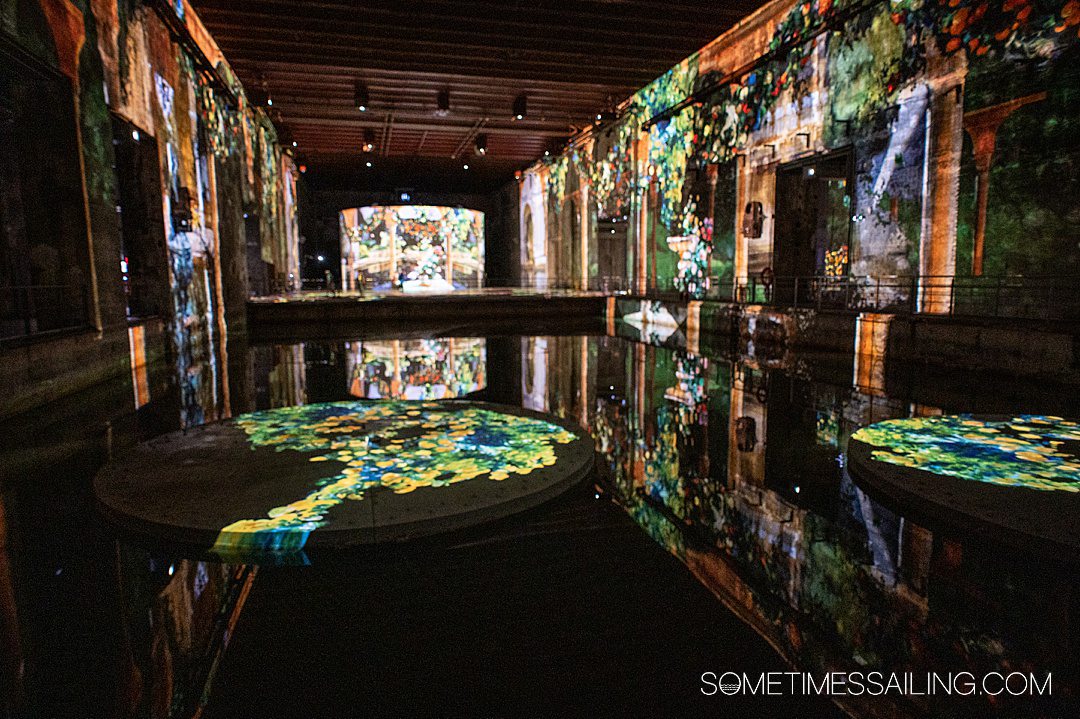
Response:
[848, 414, 1080, 555]
[95, 400, 593, 555]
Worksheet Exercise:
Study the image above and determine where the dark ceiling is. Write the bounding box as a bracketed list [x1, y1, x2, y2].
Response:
[191, 0, 762, 192]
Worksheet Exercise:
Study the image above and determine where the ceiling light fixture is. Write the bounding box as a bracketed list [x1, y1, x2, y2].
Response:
[355, 82, 369, 112]
[363, 128, 375, 153]
[474, 133, 487, 156]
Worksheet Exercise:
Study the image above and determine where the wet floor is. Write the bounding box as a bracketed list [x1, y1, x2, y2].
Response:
[1, 325, 1077, 718]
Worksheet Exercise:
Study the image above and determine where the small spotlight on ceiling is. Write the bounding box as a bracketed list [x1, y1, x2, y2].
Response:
[513, 93, 527, 120]
[317, 255, 325, 262]
[365, 161, 373, 168]
[355, 82, 369, 112]
[474, 133, 487, 156]
[543, 149, 550, 156]
[131, 129, 140, 142]
[363, 128, 375, 153]
[299, 163, 307, 173]
[463, 163, 470, 170]
[291, 140, 297, 148]
[435, 89, 451, 117]
[266, 96, 273, 107]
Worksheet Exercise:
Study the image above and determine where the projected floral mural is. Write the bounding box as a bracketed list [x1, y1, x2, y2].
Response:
[340, 205, 484, 291]
[521, 0, 1080, 303]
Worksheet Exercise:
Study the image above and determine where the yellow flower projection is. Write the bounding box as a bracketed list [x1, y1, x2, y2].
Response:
[851, 415, 1080, 493]
[212, 401, 578, 552]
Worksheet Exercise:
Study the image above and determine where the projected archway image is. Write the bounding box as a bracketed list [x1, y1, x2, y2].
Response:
[340, 205, 484, 292]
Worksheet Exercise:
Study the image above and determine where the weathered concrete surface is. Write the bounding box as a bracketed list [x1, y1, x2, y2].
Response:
[247, 291, 607, 341]
[885, 315, 1079, 381]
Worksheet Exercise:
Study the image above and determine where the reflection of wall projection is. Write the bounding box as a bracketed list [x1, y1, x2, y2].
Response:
[521, 337, 549, 412]
[345, 338, 486, 400]
[340, 205, 484, 291]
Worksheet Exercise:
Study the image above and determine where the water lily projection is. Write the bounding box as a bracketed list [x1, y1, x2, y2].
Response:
[851, 414, 1080, 492]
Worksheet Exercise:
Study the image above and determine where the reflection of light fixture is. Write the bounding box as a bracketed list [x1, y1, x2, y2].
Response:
[513, 93, 527, 120]
[474, 133, 487, 156]
[363, 128, 375, 152]
[435, 89, 450, 117]
[355, 82, 369, 112]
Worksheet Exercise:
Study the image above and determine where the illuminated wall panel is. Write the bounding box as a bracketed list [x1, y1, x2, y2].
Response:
[340, 205, 484, 291]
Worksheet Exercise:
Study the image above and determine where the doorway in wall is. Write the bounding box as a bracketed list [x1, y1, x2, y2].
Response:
[773, 150, 853, 303]
[112, 115, 167, 320]
[596, 214, 628, 291]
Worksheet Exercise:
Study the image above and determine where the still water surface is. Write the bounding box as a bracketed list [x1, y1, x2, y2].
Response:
[1, 326, 1076, 718]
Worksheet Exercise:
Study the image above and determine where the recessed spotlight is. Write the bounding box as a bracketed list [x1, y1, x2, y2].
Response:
[363, 128, 375, 152]
[131, 129, 140, 141]
[463, 163, 470, 170]
[474, 133, 487, 156]
[291, 140, 297, 148]
[317, 255, 325, 262]
[355, 82, 369, 112]
[365, 161, 372, 168]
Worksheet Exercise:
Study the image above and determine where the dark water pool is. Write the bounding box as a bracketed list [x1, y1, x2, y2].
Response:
[1, 326, 1076, 718]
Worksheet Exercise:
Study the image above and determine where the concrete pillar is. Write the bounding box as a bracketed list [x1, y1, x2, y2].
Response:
[918, 61, 965, 314]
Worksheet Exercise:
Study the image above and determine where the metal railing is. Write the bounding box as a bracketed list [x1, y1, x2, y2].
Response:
[1, 284, 91, 342]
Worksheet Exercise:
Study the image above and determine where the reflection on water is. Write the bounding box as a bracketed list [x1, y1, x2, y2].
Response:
[346, 338, 485, 400]
[1, 323, 1077, 717]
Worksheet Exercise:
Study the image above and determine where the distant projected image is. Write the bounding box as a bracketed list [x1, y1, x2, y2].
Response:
[340, 205, 484, 292]
[346, 338, 486, 400]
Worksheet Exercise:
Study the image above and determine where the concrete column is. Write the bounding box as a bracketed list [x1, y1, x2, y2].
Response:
[918, 60, 965, 314]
